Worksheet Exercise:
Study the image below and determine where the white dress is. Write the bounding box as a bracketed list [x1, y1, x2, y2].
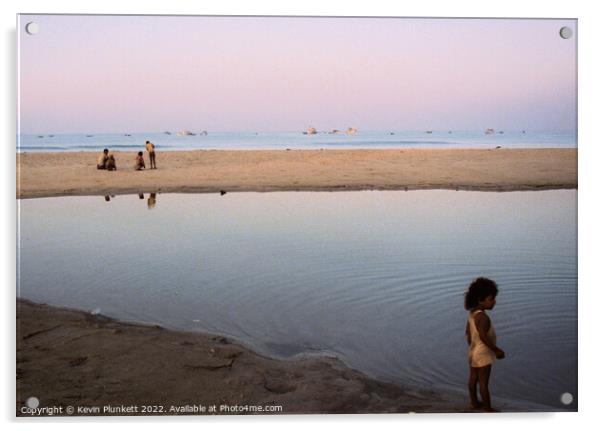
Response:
[467, 309, 497, 367]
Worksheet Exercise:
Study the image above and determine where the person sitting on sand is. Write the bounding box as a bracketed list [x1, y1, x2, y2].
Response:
[145, 140, 156, 169]
[106, 154, 117, 171]
[97, 148, 109, 169]
[464, 277, 505, 412]
[134, 151, 145, 171]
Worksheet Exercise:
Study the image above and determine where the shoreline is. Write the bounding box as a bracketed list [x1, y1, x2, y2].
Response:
[17, 148, 577, 199]
[16, 298, 544, 415]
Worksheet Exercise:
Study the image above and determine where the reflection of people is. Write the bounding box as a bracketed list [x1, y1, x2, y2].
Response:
[134, 151, 145, 170]
[104, 195, 110, 202]
[147, 192, 156, 209]
[145, 140, 156, 169]
[97, 149, 109, 169]
[464, 277, 505, 412]
[106, 155, 117, 171]
[138, 193, 144, 199]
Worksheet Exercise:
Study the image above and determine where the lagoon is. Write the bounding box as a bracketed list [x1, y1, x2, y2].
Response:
[17, 190, 577, 410]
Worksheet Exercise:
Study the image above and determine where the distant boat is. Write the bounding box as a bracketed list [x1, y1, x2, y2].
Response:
[164, 131, 172, 135]
[522, 130, 526, 134]
[346, 127, 358, 135]
[329, 129, 342, 134]
[37, 135, 44, 138]
[448, 131, 452, 134]
[124, 134, 131, 137]
[390, 132, 395, 135]
[303, 127, 317, 135]
[176, 130, 195, 136]
[485, 128, 495, 135]
[498, 131, 504, 134]
[86, 135, 94, 137]
[48, 135, 54, 138]
[199, 130, 208, 136]
[425, 130, 433, 134]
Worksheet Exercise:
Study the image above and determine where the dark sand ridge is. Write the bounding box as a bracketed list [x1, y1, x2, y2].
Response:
[17, 299, 544, 415]
[17, 148, 577, 199]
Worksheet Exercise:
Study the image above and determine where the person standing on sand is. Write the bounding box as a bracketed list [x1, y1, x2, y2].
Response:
[134, 151, 145, 171]
[464, 277, 505, 412]
[145, 140, 156, 169]
[97, 148, 109, 169]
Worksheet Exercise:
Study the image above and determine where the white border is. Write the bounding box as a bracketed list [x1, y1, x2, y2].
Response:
[3, 1, 600, 430]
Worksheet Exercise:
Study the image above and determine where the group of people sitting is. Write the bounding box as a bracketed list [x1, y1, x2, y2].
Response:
[96, 141, 157, 171]
[96, 149, 117, 170]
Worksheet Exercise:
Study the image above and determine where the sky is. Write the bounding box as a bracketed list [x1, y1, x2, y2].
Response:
[18, 15, 576, 134]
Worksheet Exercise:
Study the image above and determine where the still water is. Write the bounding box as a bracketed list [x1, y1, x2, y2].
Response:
[18, 190, 577, 410]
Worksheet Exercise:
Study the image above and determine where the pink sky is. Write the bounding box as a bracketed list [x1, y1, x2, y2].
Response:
[18, 15, 576, 133]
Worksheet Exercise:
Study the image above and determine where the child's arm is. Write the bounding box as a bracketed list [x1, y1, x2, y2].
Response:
[465, 321, 471, 345]
[474, 313, 505, 359]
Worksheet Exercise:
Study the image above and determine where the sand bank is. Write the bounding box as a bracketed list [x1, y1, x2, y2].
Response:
[16, 149, 576, 199]
[18, 299, 538, 416]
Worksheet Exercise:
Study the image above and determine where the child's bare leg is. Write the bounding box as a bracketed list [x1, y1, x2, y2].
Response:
[468, 367, 481, 409]
[477, 365, 498, 412]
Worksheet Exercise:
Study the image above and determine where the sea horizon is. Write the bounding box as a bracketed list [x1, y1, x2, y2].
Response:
[17, 129, 577, 152]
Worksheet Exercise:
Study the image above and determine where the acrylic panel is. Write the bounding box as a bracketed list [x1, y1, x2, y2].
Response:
[16, 14, 577, 416]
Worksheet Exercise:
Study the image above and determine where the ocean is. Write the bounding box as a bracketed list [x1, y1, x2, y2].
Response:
[17, 130, 576, 152]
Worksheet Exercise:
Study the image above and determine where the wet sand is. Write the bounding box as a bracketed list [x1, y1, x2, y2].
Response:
[17, 148, 577, 199]
[16, 299, 537, 416]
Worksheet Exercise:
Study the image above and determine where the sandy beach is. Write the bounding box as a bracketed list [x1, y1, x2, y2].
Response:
[17, 148, 577, 199]
[17, 299, 542, 416]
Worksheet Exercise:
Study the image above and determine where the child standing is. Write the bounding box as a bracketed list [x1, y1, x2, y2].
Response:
[464, 277, 505, 412]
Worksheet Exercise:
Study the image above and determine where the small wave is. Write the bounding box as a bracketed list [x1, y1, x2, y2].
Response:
[18, 146, 69, 151]
[315, 140, 454, 146]
[71, 144, 144, 149]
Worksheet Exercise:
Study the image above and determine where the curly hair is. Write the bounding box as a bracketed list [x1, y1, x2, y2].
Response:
[464, 277, 498, 310]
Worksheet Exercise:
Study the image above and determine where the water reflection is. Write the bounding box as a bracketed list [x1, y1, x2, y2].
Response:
[103, 193, 158, 210]
[147, 193, 156, 209]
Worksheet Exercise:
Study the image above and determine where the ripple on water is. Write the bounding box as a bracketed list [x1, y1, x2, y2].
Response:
[18, 190, 577, 410]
